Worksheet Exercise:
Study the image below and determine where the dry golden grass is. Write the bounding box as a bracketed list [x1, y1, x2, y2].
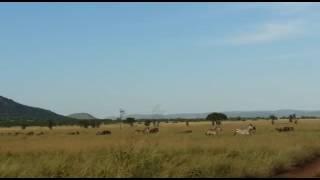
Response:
[0, 119, 320, 177]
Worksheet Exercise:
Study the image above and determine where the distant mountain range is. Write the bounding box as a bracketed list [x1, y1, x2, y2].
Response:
[1, 95, 320, 121]
[68, 113, 97, 120]
[0, 96, 73, 121]
[106, 110, 320, 120]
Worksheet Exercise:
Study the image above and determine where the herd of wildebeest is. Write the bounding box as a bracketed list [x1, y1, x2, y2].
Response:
[0, 121, 296, 137]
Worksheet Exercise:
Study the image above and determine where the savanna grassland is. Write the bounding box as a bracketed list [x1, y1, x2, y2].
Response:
[0, 119, 320, 177]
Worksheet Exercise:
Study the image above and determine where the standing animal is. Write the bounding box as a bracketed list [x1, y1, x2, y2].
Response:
[36, 132, 45, 136]
[96, 130, 111, 135]
[67, 131, 79, 135]
[149, 127, 159, 134]
[181, 130, 192, 134]
[205, 126, 222, 136]
[143, 127, 150, 134]
[275, 126, 294, 132]
[26, 131, 34, 136]
[233, 124, 256, 136]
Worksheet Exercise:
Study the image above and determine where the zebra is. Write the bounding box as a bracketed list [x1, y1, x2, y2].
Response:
[233, 124, 256, 136]
[205, 126, 222, 136]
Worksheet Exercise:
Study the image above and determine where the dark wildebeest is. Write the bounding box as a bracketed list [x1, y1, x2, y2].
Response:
[26, 131, 34, 136]
[96, 130, 111, 135]
[149, 127, 159, 134]
[180, 130, 192, 134]
[275, 126, 294, 132]
[14, 132, 24, 136]
[36, 132, 45, 136]
[67, 131, 80, 135]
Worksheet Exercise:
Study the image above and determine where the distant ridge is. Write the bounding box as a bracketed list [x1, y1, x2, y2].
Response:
[0, 96, 73, 121]
[68, 113, 97, 120]
[105, 109, 320, 120]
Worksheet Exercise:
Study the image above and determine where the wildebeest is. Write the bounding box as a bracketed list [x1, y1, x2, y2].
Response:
[26, 131, 34, 136]
[205, 126, 222, 136]
[180, 130, 192, 134]
[67, 131, 79, 135]
[96, 130, 111, 135]
[142, 127, 159, 134]
[149, 127, 159, 134]
[14, 132, 24, 136]
[36, 132, 45, 136]
[275, 126, 294, 132]
[233, 124, 256, 136]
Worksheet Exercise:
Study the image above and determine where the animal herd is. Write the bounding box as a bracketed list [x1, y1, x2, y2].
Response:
[0, 122, 296, 137]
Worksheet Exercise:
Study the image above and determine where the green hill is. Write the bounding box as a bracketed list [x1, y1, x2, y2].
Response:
[0, 96, 73, 121]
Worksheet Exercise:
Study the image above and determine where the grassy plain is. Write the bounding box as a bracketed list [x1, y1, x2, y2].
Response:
[0, 119, 320, 177]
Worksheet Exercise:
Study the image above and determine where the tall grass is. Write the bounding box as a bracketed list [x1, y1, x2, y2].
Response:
[0, 119, 320, 177]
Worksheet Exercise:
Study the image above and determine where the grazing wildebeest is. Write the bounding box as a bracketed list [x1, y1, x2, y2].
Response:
[96, 130, 111, 135]
[180, 130, 192, 134]
[275, 126, 294, 132]
[26, 131, 34, 136]
[67, 131, 79, 135]
[14, 132, 24, 136]
[205, 126, 222, 136]
[149, 127, 159, 134]
[36, 132, 44, 136]
[233, 124, 256, 136]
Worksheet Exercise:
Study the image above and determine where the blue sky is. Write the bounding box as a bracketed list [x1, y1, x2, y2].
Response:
[1, 3, 320, 118]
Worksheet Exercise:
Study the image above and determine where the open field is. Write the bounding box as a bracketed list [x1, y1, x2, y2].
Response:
[0, 119, 320, 177]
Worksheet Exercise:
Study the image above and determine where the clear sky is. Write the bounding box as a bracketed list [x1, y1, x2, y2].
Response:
[1, 3, 320, 118]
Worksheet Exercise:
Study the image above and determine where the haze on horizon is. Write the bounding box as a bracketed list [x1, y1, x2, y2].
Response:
[1, 3, 320, 119]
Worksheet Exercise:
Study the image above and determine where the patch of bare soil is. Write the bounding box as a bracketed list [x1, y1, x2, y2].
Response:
[275, 158, 320, 178]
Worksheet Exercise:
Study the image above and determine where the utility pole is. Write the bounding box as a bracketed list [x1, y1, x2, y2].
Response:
[120, 109, 125, 130]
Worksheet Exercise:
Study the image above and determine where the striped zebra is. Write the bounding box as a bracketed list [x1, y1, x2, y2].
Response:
[205, 126, 222, 136]
[233, 124, 256, 136]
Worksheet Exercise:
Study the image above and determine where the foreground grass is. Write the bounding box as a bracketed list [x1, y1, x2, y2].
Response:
[0, 120, 320, 177]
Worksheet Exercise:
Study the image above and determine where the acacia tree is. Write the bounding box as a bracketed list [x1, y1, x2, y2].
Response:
[124, 117, 136, 127]
[269, 115, 277, 125]
[48, 120, 54, 130]
[206, 112, 228, 126]
[144, 120, 151, 127]
[289, 114, 296, 123]
[185, 120, 189, 127]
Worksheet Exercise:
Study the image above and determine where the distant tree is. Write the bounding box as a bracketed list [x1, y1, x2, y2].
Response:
[21, 123, 27, 130]
[48, 120, 54, 130]
[269, 115, 277, 125]
[186, 120, 189, 127]
[206, 112, 228, 126]
[144, 120, 151, 127]
[79, 120, 89, 128]
[289, 114, 296, 123]
[124, 117, 136, 127]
